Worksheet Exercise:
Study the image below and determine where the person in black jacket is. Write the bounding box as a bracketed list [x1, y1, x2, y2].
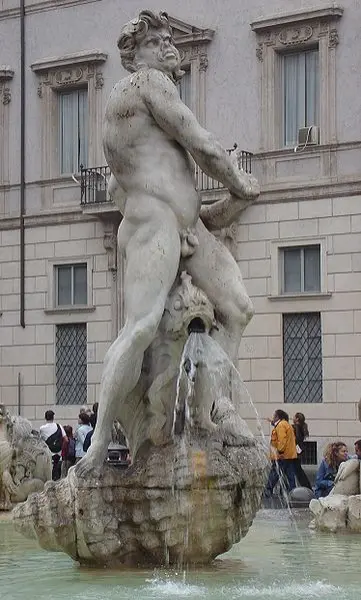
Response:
[292, 412, 312, 489]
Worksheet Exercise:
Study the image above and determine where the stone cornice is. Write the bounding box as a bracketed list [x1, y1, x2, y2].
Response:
[253, 139, 361, 159]
[0, 209, 95, 231]
[31, 49, 108, 73]
[250, 5, 344, 32]
[258, 178, 361, 204]
[0, 0, 101, 21]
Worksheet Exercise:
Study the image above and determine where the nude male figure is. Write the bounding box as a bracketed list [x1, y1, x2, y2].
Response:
[77, 10, 260, 474]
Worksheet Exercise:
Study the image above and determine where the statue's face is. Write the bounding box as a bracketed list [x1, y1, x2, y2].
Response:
[134, 27, 180, 74]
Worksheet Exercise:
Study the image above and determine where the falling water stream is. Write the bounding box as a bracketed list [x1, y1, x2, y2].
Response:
[170, 332, 306, 570]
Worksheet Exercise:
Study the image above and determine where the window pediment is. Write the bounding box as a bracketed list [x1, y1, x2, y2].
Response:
[251, 5, 343, 32]
[169, 16, 214, 47]
[251, 6, 343, 59]
[31, 49, 108, 73]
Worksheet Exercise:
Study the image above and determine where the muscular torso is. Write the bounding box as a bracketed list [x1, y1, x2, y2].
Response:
[103, 71, 201, 233]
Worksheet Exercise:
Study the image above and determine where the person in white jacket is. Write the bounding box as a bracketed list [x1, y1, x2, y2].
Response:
[75, 413, 93, 463]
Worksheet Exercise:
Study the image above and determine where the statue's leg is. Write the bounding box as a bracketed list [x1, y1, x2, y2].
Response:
[187, 218, 253, 364]
[76, 219, 180, 475]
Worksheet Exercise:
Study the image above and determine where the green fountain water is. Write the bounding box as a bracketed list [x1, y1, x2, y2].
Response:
[1, 509, 360, 600]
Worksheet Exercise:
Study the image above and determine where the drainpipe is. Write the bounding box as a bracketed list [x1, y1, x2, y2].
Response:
[20, 0, 25, 328]
[17, 372, 22, 416]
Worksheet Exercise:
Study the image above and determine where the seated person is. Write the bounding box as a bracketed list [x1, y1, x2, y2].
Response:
[348, 439, 361, 460]
[314, 441, 348, 498]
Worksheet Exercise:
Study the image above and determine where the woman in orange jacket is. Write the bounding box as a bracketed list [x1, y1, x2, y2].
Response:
[264, 409, 297, 498]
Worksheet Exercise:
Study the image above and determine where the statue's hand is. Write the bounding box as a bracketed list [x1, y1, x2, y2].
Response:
[239, 173, 260, 201]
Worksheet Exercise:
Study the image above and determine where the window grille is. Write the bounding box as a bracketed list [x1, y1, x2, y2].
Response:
[283, 313, 322, 403]
[56, 324, 87, 405]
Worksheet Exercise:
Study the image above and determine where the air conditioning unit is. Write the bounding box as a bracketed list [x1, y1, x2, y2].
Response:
[298, 125, 320, 147]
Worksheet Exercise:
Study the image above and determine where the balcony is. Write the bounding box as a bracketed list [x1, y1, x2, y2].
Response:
[80, 146, 253, 208]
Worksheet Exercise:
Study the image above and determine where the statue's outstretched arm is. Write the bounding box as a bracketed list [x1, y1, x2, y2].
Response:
[200, 187, 257, 231]
[142, 69, 259, 203]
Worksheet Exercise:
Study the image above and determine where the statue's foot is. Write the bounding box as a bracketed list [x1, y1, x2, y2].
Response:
[75, 446, 106, 479]
[190, 418, 217, 434]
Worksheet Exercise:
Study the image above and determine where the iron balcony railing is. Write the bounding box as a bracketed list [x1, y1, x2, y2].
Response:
[80, 164, 111, 205]
[80, 147, 253, 206]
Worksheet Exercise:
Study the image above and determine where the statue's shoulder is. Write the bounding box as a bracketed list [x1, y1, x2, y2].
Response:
[130, 68, 174, 92]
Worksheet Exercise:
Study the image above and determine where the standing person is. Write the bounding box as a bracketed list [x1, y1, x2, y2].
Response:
[264, 409, 297, 498]
[292, 412, 312, 489]
[76, 10, 260, 477]
[314, 441, 348, 498]
[39, 410, 67, 481]
[61, 425, 76, 477]
[74, 413, 93, 464]
[90, 402, 98, 429]
[353, 439, 361, 459]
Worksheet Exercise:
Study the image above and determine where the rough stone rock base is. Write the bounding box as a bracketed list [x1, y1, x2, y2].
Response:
[12, 435, 268, 567]
[309, 493, 361, 532]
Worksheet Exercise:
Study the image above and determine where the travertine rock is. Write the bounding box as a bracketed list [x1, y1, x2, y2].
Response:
[309, 495, 349, 532]
[330, 459, 360, 497]
[347, 495, 361, 532]
[309, 461, 361, 533]
[13, 434, 268, 566]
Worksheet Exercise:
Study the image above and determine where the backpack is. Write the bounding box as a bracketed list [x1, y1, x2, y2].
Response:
[83, 429, 93, 453]
[45, 424, 63, 453]
[67, 438, 76, 459]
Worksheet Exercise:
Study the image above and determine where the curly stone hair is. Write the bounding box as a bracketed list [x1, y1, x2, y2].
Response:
[117, 10, 183, 80]
[324, 441, 347, 470]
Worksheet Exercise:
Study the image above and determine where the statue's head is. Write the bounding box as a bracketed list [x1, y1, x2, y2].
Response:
[117, 10, 183, 80]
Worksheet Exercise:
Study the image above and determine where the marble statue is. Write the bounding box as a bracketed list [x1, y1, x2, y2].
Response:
[13, 11, 268, 565]
[0, 405, 51, 510]
[76, 9, 259, 475]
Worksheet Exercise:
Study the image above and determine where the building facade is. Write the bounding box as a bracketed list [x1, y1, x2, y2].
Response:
[1, 0, 361, 462]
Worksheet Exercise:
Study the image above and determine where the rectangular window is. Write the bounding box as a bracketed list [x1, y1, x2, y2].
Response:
[282, 245, 320, 294]
[178, 69, 191, 108]
[59, 89, 88, 173]
[283, 312, 322, 404]
[300, 441, 318, 465]
[56, 263, 87, 306]
[56, 323, 87, 405]
[282, 49, 319, 147]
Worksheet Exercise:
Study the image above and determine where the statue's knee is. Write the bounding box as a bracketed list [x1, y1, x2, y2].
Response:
[229, 295, 254, 328]
[136, 309, 163, 348]
[243, 296, 254, 324]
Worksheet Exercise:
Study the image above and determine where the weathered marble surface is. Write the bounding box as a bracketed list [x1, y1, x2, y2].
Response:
[78, 9, 260, 475]
[13, 434, 268, 566]
[309, 459, 361, 532]
[0, 405, 52, 510]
